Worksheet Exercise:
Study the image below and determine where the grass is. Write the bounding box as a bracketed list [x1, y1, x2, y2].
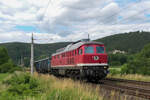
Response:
[0, 73, 9, 82]
[109, 67, 121, 71]
[108, 66, 150, 82]
[0, 72, 102, 100]
[109, 67, 121, 75]
[1, 72, 150, 100]
[107, 74, 150, 82]
[33, 73, 101, 100]
[0, 73, 10, 95]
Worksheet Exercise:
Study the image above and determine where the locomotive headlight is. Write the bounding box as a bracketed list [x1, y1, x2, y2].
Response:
[104, 66, 107, 69]
[93, 56, 99, 60]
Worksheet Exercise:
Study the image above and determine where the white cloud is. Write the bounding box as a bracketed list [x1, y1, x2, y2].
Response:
[0, 0, 23, 8]
[118, 0, 150, 23]
[0, 32, 62, 43]
[0, 0, 150, 43]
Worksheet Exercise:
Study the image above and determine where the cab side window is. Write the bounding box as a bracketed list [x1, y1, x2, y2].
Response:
[79, 49, 82, 55]
[75, 50, 77, 55]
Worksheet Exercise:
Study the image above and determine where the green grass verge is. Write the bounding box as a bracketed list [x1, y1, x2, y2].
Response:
[107, 74, 150, 82]
[108, 66, 150, 82]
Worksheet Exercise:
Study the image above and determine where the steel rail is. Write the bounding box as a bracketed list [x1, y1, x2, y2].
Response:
[100, 78, 150, 99]
[104, 78, 150, 86]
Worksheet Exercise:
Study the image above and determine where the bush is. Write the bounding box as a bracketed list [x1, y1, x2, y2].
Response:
[0, 60, 13, 73]
[1, 73, 43, 98]
[120, 64, 128, 74]
[0, 47, 21, 73]
[121, 58, 150, 75]
[121, 43, 150, 75]
[109, 69, 120, 75]
[110, 61, 121, 66]
[0, 60, 21, 73]
[0, 74, 100, 100]
[109, 53, 128, 66]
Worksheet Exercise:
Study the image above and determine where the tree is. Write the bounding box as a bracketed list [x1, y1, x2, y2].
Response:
[109, 53, 128, 66]
[0, 47, 21, 73]
[121, 43, 150, 75]
[0, 47, 10, 65]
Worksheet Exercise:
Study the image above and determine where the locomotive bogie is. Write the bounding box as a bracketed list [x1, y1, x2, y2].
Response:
[50, 65, 108, 81]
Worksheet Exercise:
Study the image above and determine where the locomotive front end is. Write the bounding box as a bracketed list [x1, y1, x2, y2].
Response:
[77, 43, 109, 81]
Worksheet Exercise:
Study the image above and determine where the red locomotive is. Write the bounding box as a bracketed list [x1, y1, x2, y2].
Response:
[51, 39, 109, 81]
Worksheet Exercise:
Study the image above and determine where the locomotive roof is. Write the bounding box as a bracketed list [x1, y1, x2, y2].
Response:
[52, 40, 103, 56]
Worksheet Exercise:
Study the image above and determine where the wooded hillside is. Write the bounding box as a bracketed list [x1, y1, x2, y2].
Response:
[0, 31, 150, 66]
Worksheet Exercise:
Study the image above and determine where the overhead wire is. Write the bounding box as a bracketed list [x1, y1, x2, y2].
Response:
[95, 5, 150, 36]
[102, 0, 142, 24]
[33, 0, 54, 43]
[86, 0, 143, 39]
[109, 7, 150, 25]
[34, 0, 149, 42]
[98, 0, 150, 26]
[43, 0, 52, 19]
[94, 0, 142, 25]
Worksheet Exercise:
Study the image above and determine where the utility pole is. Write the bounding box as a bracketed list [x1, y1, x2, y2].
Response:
[88, 34, 90, 40]
[30, 33, 34, 75]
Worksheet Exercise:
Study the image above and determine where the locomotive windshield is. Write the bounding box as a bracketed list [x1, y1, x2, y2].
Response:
[96, 46, 104, 53]
[84, 46, 94, 54]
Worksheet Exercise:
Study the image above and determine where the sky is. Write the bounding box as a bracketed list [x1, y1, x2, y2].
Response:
[0, 0, 150, 43]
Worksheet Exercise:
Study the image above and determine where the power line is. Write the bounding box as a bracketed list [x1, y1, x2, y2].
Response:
[43, 0, 52, 20]
[111, 7, 150, 25]
[84, 0, 143, 38]
[34, 0, 53, 34]
[87, 1, 149, 40]
[34, 38, 53, 43]
[97, 0, 142, 25]
[93, 4, 150, 27]
[33, 0, 53, 42]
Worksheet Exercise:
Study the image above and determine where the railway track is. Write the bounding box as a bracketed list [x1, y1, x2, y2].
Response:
[100, 78, 150, 99]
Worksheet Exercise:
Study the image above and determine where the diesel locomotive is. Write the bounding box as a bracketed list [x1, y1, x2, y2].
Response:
[35, 39, 109, 81]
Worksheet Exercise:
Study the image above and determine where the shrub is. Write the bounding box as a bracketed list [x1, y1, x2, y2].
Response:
[109, 69, 120, 75]
[0, 74, 100, 100]
[1, 73, 43, 98]
[121, 44, 150, 75]
[0, 60, 14, 73]
[120, 43, 150, 75]
[0, 60, 21, 73]
[110, 61, 121, 66]
[0, 47, 21, 73]
[120, 64, 128, 74]
[109, 53, 128, 66]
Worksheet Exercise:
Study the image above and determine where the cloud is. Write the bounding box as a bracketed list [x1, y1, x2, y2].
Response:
[40, 0, 120, 36]
[118, 0, 150, 24]
[0, 0, 150, 43]
[0, 32, 62, 43]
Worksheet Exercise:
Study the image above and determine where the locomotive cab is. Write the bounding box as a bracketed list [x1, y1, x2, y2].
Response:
[77, 44, 109, 80]
[78, 44, 108, 66]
